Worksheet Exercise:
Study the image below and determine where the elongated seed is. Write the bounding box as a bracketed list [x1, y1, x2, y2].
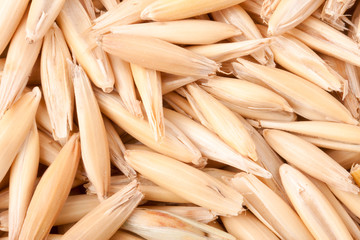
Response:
[72, 63, 110, 201]
[125, 150, 244, 216]
[18, 133, 80, 240]
[26, 0, 66, 43]
[101, 33, 219, 78]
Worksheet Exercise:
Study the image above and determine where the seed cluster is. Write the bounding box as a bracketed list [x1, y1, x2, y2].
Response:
[0, 0, 360, 239]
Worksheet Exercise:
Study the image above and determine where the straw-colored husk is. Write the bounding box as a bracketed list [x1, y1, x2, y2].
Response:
[61, 180, 143, 240]
[212, 5, 275, 66]
[236, 114, 288, 202]
[233, 59, 357, 124]
[144, 206, 217, 224]
[41, 23, 73, 143]
[352, 2, 360, 45]
[0, 13, 43, 117]
[39, 131, 61, 168]
[252, 120, 360, 145]
[131, 64, 165, 142]
[187, 83, 258, 161]
[122, 209, 206, 239]
[108, 56, 143, 118]
[0, 88, 41, 183]
[351, 164, 360, 187]
[72, 63, 110, 201]
[267, 0, 324, 35]
[18, 133, 80, 240]
[95, 89, 203, 165]
[8, 123, 39, 240]
[163, 91, 201, 122]
[122, 208, 236, 240]
[54, 194, 99, 226]
[221, 211, 279, 240]
[141, 0, 246, 21]
[261, 29, 345, 92]
[326, 150, 360, 170]
[230, 173, 313, 240]
[261, 0, 281, 20]
[310, 176, 360, 239]
[110, 20, 242, 45]
[161, 74, 199, 95]
[187, 38, 271, 63]
[222, 100, 297, 122]
[201, 76, 292, 112]
[329, 185, 360, 220]
[164, 108, 271, 178]
[35, 99, 52, 135]
[320, 54, 355, 99]
[26, 0, 66, 43]
[0, 0, 29, 54]
[125, 150, 244, 216]
[104, 117, 136, 178]
[321, 0, 355, 30]
[263, 129, 359, 193]
[337, 91, 360, 120]
[86, 175, 189, 204]
[288, 16, 360, 67]
[57, 0, 115, 92]
[92, 0, 156, 33]
[101, 33, 219, 78]
[280, 164, 352, 240]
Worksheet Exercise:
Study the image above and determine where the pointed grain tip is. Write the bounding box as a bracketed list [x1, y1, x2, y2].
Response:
[25, 32, 36, 44]
[102, 86, 114, 93]
[267, 26, 276, 36]
[32, 87, 42, 99]
[140, 7, 152, 20]
[283, 104, 294, 113]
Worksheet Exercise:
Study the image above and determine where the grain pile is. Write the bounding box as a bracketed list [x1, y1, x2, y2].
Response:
[1, 0, 360, 239]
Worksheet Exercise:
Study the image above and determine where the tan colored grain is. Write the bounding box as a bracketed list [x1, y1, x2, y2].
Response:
[164, 108, 271, 178]
[101, 33, 218, 78]
[0, 13, 43, 117]
[212, 5, 275, 66]
[61, 180, 143, 240]
[187, 83, 258, 161]
[0, 88, 41, 183]
[267, 0, 324, 35]
[234, 59, 357, 124]
[141, 0, 246, 21]
[0, 0, 30, 54]
[57, 0, 115, 92]
[221, 211, 279, 240]
[26, 0, 66, 43]
[125, 150, 244, 216]
[95, 89, 203, 165]
[201, 76, 292, 112]
[187, 38, 271, 63]
[280, 164, 352, 240]
[92, 0, 156, 33]
[41, 23, 74, 143]
[288, 16, 360, 67]
[8, 123, 39, 240]
[103, 117, 136, 178]
[18, 133, 80, 240]
[131, 64, 165, 141]
[109, 56, 143, 118]
[263, 129, 359, 193]
[72, 63, 110, 201]
[230, 173, 313, 240]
